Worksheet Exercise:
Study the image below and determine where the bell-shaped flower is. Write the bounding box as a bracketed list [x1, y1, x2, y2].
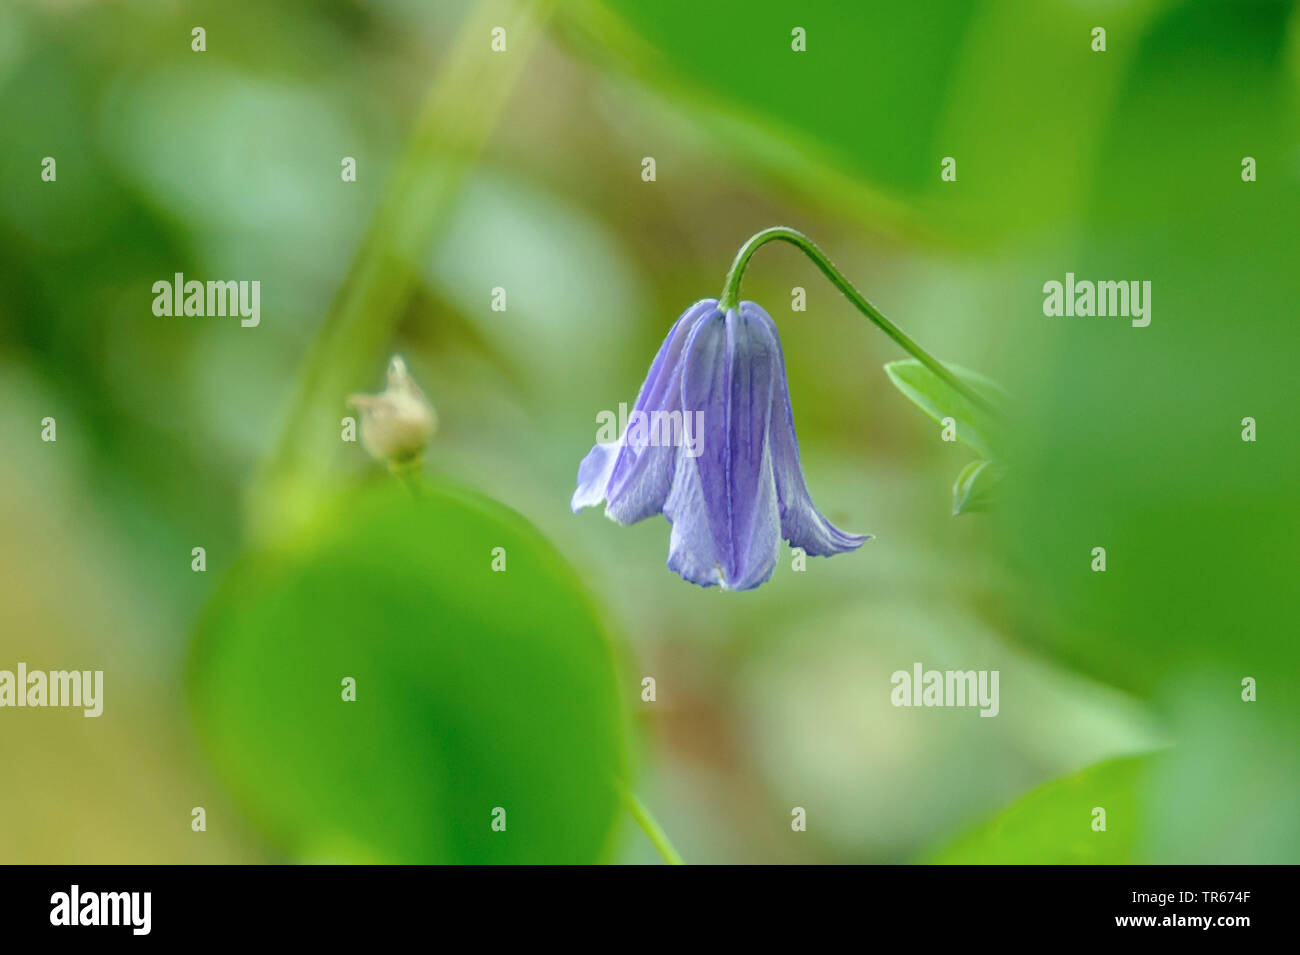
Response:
[573, 299, 867, 590]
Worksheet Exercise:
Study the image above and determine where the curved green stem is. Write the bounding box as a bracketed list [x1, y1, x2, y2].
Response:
[620, 789, 684, 865]
[718, 226, 996, 415]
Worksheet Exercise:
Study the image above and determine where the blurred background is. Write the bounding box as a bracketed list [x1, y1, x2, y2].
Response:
[1, 0, 1297, 863]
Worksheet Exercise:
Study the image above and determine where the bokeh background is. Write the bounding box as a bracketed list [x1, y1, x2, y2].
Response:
[1, 0, 1297, 863]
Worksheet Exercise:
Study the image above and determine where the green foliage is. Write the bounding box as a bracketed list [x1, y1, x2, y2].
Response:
[883, 359, 1005, 460]
[6, 0, 1298, 866]
[927, 756, 1146, 864]
[996, 0, 1300, 710]
[578, 1, 1164, 239]
[189, 478, 629, 864]
[951, 459, 1006, 516]
[591, 0, 974, 195]
[885, 360, 1009, 517]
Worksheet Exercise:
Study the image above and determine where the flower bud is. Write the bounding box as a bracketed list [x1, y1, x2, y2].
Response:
[348, 355, 437, 467]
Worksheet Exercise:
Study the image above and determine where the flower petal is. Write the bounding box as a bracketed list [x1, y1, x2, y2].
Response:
[604, 301, 713, 523]
[662, 454, 725, 587]
[748, 303, 869, 556]
[570, 440, 620, 513]
[572, 301, 715, 523]
[664, 306, 781, 590]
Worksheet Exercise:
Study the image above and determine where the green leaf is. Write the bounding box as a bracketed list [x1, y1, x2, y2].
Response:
[189, 477, 630, 864]
[578, 2, 975, 203]
[925, 756, 1148, 864]
[884, 359, 1006, 459]
[570, 2, 1163, 241]
[952, 459, 1007, 516]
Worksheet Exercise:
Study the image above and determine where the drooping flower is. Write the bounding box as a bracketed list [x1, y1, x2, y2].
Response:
[572, 299, 867, 590]
[348, 355, 437, 468]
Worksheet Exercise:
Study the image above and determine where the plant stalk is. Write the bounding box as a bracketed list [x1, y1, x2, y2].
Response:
[718, 226, 996, 415]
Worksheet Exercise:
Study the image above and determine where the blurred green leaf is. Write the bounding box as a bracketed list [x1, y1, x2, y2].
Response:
[568, 1, 1165, 240]
[884, 359, 1005, 459]
[926, 756, 1147, 864]
[952, 459, 1006, 516]
[190, 478, 629, 863]
[579, 1, 973, 197]
[998, 0, 1300, 704]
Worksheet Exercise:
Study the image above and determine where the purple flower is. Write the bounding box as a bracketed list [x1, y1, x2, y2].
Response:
[572, 299, 868, 590]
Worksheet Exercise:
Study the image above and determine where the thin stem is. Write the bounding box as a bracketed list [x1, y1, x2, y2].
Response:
[391, 460, 423, 497]
[718, 226, 996, 415]
[620, 788, 685, 865]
